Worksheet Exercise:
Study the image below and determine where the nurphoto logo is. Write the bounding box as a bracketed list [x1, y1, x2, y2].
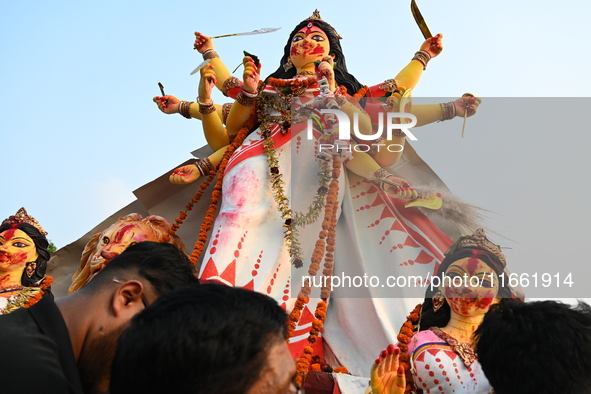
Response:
[306, 109, 417, 155]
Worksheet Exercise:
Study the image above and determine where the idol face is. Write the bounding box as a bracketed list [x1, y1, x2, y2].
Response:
[88, 221, 160, 277]
[289, 24, 331, 69]
[442, 257, 499, 317]
[0, 229, 38, 273]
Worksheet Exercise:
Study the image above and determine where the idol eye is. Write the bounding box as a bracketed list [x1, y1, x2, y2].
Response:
[446, 272, 461, 279]
[102, 236, 110, 245]
[292, 35, 304, 43]
[312, 34, 325, 42]
[13, 241, 27, 248]
[480, 280, 494, 288]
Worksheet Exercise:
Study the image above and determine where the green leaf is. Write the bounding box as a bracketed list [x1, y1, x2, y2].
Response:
[243, 50, 260, 67]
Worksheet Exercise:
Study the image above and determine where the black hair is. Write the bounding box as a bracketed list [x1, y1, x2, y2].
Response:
[0, 222, 50, 287]
[265, 19, 364, 96]
[110, 283, 288, 394]
[83, 241, 198, 297]
[474, 299, 591, 394]
[419, 247, 512, 330]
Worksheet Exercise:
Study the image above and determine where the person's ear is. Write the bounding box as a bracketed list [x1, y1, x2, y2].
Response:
[111, 280, 145, 318]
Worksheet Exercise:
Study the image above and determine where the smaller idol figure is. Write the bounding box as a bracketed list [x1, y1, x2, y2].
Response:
[0, 208, 53, 314]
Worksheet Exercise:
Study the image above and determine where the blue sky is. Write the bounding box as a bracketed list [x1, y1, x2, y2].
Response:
[2, 0, 590, 299]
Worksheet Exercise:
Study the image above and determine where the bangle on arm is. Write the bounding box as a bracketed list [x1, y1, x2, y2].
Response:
[379, 78, 398, 92]
[202, 49, 219, 60]
[198, 98, 216, 114]
[221, 102, 233, 124]
[195, 157, 216, 176]
[412, 50, 431, 70]
[178, 101, 194, 119]
[439, 101, 456, 121]
[236, 88, 256, 107]
[371, 168, 394, 191]
[221, 76, 242, 97]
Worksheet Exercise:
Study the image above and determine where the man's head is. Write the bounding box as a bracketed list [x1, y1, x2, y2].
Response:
[66, 241, 198, 394]
[110, 283, 294, 394]
[474, 299, 591, 394]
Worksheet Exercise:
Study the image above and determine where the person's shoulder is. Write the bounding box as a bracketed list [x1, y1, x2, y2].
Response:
[0, 306, 73, 393]
[0, 306, 36, 335]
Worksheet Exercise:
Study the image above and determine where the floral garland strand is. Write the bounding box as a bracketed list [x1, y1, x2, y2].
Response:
[397, 303, 422, 394]
[22, 275, 53, 308]
[288, 85, 371, 382]
[294, 158, 344, 385]
[257, 82, 301, 263]
[189, 104, 258, 265]
[288, 160, 340, 341]
[292, 160, 331, 227]
[260, 81, 368, 266]
[320, 158, 340, 300]
[166, 171, 217, 244]
[291, 84, 367, 256]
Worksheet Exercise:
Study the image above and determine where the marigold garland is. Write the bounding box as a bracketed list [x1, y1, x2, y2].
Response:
[295, 346, 315, 386]
[351, 85, 369, 99]
[294, 158, 341, 385]
[168, 171, 216, 238]
[23, 275, 53, 309]
[397, 303, 422, 394]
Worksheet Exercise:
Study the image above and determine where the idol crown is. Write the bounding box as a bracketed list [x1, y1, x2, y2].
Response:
[306, 9, 342, 39]
[2, 207, 48, 235]
[446, 228, 506, 268]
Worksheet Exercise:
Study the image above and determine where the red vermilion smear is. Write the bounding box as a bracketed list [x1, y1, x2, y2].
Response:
[466, 257, 480, 276]
[0, 251, 28, 267]
[1, 228, 17, 241]
[310, 44, 325, 55]
[112, 224, 136, 244]
[290, 46, 300, 56]
[0, 275, 10, 287]
[133, 233, 150, 242]
[447, 297, 476, 315]
[477, 297, 494, 309]
[476, 290, 495, 309]
[10, 251, 28, 266]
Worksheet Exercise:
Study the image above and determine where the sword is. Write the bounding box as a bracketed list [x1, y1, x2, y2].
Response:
[189, 59, 211, 76]
[210, 27, 281, 39]
[411, 0, 433, 39]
